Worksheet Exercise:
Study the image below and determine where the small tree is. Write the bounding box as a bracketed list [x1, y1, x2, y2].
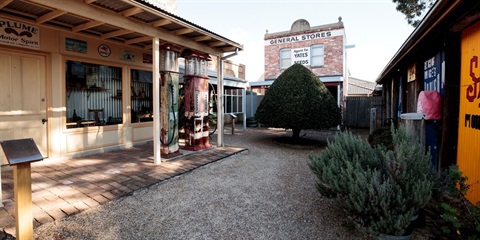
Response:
[392, 0, 437, 27]
[255, 64, 341, 139]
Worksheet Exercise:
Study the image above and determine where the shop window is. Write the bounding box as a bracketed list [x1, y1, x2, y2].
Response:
[224, 88, 244, 115]
[130, 69, 153, 123]
[66, 60, 123, 128]
[280, 48, 291, 69]
[311, 44, 325, 67]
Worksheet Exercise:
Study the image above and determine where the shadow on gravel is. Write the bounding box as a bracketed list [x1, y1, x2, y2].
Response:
[272, 137, 327, 150]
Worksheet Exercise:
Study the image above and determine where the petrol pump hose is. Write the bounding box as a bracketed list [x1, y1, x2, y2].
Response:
[160, 76, 177, 146]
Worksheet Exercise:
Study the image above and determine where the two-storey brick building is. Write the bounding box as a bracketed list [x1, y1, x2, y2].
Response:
[250, 18, 346, 106]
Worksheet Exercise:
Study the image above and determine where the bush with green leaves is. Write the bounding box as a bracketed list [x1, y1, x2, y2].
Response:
[368, 127, 393, 150]
[426, 165, 480, 239]
[309, 127, 434, 236]
[255, 64, 341, 139]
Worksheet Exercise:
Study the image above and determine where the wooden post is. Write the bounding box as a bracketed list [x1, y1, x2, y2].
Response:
[14, 162, 33, 240]
[153, 37, 161, 164]
[0, 166, 3, 208]
[0, 138, 44, 240]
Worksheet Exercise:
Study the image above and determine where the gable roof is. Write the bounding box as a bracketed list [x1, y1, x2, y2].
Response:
[376, 0, 480, 83]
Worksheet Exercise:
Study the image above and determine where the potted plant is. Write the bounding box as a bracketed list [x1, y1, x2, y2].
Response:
[309, 127, 434, 238]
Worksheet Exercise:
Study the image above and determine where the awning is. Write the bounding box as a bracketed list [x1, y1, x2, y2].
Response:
[0, 0, 243, 55]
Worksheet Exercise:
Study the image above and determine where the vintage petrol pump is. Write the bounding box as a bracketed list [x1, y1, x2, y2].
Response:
[181, 49, 212, 151]
[159, 44, 181, 157]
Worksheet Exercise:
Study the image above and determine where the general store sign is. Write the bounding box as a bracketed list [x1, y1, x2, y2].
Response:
[291, 47, 310, 65]
[265, 29, 343, 45]
[0, 18, 40, 49]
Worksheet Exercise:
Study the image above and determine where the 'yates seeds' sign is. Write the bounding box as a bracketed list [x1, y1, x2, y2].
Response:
[0, 18, 40, 49]
[291, 47, 310, 65]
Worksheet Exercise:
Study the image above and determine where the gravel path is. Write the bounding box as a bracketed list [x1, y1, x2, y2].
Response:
[34, 128, 369, 240]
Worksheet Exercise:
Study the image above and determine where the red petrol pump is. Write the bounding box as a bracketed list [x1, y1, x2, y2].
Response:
[159, 44, 181, 157]
[181, 49, 211, 151]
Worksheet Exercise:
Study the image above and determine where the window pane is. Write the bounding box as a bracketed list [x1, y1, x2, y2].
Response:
[311, 45, 324, 67]
[66, 60, 123, 128]
[311, 45, 324, 55]
[131, 70, 153, 123]
[311, 56, 324, 66]
[281, 59, 291, 68]
[280, 49, 291, 69]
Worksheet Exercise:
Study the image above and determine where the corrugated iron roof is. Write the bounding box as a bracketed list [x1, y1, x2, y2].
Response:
[135, 0, 241, 46]
[0, 0, 243, 54]
[348, 77, 376, 96]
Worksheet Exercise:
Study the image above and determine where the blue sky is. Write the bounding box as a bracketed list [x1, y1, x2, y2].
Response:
[177, 0, 415, 82]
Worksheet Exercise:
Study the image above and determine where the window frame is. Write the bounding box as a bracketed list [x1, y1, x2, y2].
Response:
[130, 68, 154, 124]
[279, 48, 291, 69]
[65, 58, 124, 129]
[310, 44, 325, 67]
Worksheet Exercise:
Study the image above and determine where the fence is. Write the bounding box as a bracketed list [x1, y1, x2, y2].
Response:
[246, 95, 264, 118]
[345, 96, 383, 129]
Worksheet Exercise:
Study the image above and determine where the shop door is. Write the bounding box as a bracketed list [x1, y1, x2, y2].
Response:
[0, 50, 48, 164]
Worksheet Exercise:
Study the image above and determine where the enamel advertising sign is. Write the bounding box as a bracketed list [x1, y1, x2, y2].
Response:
[458, 20, 480, 204]
[0, 18, 40, 49]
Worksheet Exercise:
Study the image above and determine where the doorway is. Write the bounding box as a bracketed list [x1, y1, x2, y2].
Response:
[0, 49, 48, 164]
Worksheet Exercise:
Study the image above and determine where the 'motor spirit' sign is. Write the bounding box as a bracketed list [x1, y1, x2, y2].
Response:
[0, 18, 40, 49]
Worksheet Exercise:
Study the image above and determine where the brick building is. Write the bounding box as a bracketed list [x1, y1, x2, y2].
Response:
[249, 18, 346, 105]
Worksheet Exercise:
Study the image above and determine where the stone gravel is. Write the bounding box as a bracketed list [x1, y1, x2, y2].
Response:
[34, 128, 370, 240]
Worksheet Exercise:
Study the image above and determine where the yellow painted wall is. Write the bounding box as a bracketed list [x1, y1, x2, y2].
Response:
[458, 20, 480, 204]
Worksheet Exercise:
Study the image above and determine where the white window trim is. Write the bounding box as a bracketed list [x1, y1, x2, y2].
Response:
[311, 44, 325, 67]
[280, 48, 291, 69]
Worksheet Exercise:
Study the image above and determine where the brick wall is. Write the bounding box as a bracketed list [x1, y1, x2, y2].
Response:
[264, 26, 344, 80]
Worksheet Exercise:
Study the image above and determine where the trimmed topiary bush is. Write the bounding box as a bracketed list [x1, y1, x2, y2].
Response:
[309, 127, 434, 236]
[255, 64, 341, 139]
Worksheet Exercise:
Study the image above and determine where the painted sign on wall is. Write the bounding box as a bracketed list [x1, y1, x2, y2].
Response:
[0, 18, 40, 49]
[291, 47, 310, 65]
[424, 52, 445, 95]
[264, 29, 344, 45]
[458, 20, 480, 204]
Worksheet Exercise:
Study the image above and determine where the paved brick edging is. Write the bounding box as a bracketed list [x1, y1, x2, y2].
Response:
[0, 145, 247, 236]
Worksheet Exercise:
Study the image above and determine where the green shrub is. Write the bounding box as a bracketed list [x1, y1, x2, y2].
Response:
[426, 165, 480, 239]
[255, 64, 340, 139]
[309, 127, 433, 236]
[368, 127, 393, 150]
